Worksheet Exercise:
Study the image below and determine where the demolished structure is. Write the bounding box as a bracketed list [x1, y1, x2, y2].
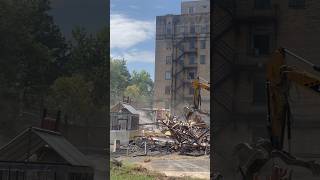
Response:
[126, 105, 210, 156]
[157, 107, 210, 155]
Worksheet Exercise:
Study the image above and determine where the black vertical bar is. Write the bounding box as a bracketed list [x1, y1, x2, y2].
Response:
[210, 0, 214, 179]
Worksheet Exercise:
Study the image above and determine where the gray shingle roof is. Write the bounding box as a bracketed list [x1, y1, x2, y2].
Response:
[0, 127, 91, 167]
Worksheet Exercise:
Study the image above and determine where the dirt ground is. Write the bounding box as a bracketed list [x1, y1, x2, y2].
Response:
[116, 153, 210, 180]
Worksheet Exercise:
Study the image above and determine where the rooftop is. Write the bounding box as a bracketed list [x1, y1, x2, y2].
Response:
[0, 127, 92, 167]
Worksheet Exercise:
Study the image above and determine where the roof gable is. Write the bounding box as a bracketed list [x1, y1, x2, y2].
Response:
[0, 127, 91, 167]
[110, 102, 139, 115]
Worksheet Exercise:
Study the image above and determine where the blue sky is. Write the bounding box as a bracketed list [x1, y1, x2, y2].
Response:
[110, 0, 182, 81]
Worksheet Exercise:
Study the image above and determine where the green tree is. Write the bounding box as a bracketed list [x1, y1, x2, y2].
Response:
[130, 70, 153, 96]
[124, 85, 141, 99]
[110, 58, 130, 105]
[67, 27, 108, 107]
[0, 0, 68, 133]
[0, 0, 68, 104]
[46, 75, 94, 124]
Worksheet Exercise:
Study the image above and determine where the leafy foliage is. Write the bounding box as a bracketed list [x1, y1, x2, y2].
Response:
[46, 75, 94, 124]
[110, 58, 131, 104]
[110, 59, 154, 107]
[130, 70, 153, 97]
[45, 27, 109, 124]
[0, 0, 108, 127]
[0, 0, 68, 95]
[66, 27, 108, 107]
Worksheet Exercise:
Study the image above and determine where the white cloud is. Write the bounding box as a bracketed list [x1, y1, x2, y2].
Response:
[110, 14, 155, 49]
[112, 49, 155, 63]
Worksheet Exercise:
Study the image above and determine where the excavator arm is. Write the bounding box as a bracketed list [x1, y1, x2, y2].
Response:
[267, 48, 320, 150]
[192, 77, 210, 110]
[235, 48, 320, 179]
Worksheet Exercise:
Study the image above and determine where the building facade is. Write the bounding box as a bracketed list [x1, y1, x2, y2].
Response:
[154, 0, 210, 114]
[214, 0, 320, 179]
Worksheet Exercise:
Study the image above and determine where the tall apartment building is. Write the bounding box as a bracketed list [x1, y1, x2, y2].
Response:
[214, 0, 320, 179]
[154, 0, 210, 114]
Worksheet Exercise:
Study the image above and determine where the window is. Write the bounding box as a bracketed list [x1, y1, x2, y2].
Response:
[166, 56, 171, 64]
[200, 40, 206, 49]
[253, 77, 266, 104]
[190, 39, 195, 49]
[189, 55, 196, 64]
[255, 0, 271, 9]
[190, 24, 195, 34]
[69, 173, 83, 180]
[179, 58, 184, 65]
[165, 71, 171, 80]
[179, 26, 185, 34]
[201, 25, 209, 33]
[119, 120, 127, 130]
[200, 55, 206, 64]
[188, 71, 196, 80]
[253, 34, 270, 55]
[131, 116, 139, 130]
[188, 7, 194, 14]
[165, 86, 171, 95]
[180, 43, 185, 50]
[167, 27, 171, 34]
[111, 115, 119, 130]
[289, 0, 305, 8]
[166, 42, 171, 49]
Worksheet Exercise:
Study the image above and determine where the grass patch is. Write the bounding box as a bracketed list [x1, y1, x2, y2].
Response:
[110, 161, 204, 180]
[110, 162, 161, 180]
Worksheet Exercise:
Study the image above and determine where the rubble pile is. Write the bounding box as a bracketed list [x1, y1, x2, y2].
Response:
[126, 106, 210, 156]
[156, 107, 210, 155]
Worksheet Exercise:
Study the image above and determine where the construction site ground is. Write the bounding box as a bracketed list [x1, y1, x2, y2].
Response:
[115, 153, 210, 180]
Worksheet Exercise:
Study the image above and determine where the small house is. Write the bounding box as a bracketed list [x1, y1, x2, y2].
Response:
[110, 102, 140, 145]
[0, 127, 94, 180]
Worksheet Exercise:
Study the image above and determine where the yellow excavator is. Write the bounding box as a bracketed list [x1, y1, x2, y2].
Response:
[192, 76, 210, 111]
[267, 48, 320, 151]
[235, 48, 320, 179]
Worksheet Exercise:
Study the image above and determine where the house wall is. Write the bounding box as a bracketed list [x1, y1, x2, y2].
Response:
[0, 162, 94, 180]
